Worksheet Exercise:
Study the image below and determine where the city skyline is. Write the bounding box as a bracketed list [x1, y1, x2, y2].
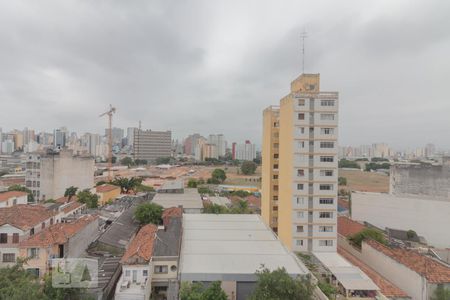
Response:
[1, 1, 450, 149]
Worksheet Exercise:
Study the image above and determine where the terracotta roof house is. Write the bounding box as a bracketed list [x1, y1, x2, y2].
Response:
[95, 184, 121, 206]
[19, 215, 99, 277]
[0, 191, 28, 208]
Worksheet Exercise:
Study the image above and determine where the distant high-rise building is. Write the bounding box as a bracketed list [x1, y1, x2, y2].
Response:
[133, 129, 171, 162]
[126, 127, 137, 147]
[425, 143, 436, 158]
[234, 140, 257, 161]
[53, 127, 67, 149]
[262, 73, 339, 253]
[208, 134, 226, 157]
[107, 127, 124, 145]
[23, 127, 35, 146]
[184, 133, 203, 156]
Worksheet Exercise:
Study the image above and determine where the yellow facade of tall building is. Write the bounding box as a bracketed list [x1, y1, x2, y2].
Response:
[262, 73, 339, 253]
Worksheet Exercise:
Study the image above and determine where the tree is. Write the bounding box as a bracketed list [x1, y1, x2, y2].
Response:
[249, 267, 314, 300]
[64, 186, 78, 201]
[77, 189, 99, 209]
[187, 179, 198, 188]
[42, 274, 84, 300]
[156, 157, 171, 165]
[120, 157, 134, 166]
[232, 190, 251, 198]
[338, 159, 360, 169]
[180, 281, 227, 300]
[211, 169, 226, 183]
[135, 203, 163, 225]
[0, 263, 47, 300]
[7, 184, 34, 202]
[111, 177, 143, 193]
[406, 229, 418, 240]
[229, 200, 250, 214]
[203, 203, 229, 214]
[134, 159, 148, 165]
[318, 281, 337, 298]
[431, 285, 450, 300]
[365, 162, 390, 171]
[338, 177, 347, 186]
[348, 228, 387, 248]
[241, 161, 257, 175]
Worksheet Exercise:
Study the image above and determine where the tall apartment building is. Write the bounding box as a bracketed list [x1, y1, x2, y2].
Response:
[262, 73, 339, 253]
[261, 107, 280, 233]
[53, 128, 67, 149]
[234, 140, 257, 161]
[133, 129, 172, 162]
[25, 150, 94, 201]
[208, 134, 226, 157]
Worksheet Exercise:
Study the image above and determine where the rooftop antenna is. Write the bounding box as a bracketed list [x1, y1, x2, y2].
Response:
[301, 29, 308, 74]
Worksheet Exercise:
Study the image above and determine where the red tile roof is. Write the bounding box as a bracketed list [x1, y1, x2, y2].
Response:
[162, 207, 183, 227]
[366, 240, 450, 284]
[19, 215, 98, 248]
[338, 247, 410, 298]
[246, 195, 261, 208]
[121, 224, 158, 264]
[96, 184, 120, 193]
[62, 201, 85, 214]
[0, 205, 54, 230]
[0, 191, 28, 202]
[338, 216, 365, 237]
[56, 195, 78, 204]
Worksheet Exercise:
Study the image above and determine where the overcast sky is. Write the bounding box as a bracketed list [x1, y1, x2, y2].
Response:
[1, 0, 449, 150]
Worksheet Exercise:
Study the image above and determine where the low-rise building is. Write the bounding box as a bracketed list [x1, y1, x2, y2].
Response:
[19, 215, 99, 277]
[179, 214, 310, 300]
[0, 191, 28, 208]
[152, 188, 202, 214]
[95, 184, 121, 206]
[0, 205, 56, 268]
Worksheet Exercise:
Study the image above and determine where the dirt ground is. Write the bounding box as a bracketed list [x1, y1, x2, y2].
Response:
[338, 169, 389, 193]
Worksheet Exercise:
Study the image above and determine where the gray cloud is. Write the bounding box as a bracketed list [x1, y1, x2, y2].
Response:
[0, 0, 449, 150]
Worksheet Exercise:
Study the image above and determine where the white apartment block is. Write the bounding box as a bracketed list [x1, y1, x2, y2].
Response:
[25, 150, 94, 201]
[235, 142, 256, 161]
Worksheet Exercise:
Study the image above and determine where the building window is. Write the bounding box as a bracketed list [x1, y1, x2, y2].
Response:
[299, 141, 305, 148]
[30, 228, 35, 236]
[321, 100, 335, 106]
[320, 184, 333, 191]
[319, 226, 333, 232]
[319, 212, 333, 219]
[273, 185, 278, 191]
[125, 270, 130, 277]
[319, 198, 334, 204]
[320, 114, 335, 121]
[2, 253, 15, 263]
[320, 156, 334, 162]
[12, 233, 19, 243]
[41, 222, 45, 229]
[296, 240, 304, 246]
[300, 127, 305, 134]
[320, 142, 334, 148]
[320, 170, 333, 176]
[273, 143, 279, 149]
[273, 154, 279, 159]
[273, 164, 278, 169]
[154, 265, 168, 274]
[273, 206, 278, 211]
[298, 113, 305, 120]
[320, 128, 334, 135]
[143, 270, 148, 277]
[296, 197, 305, 205]
[296, 226, 304, 233]
[0, 233, 7, 243]
[273, 196, 278, 201]
[298, 99, 305, 106]
[273, 175, 278, 179]
[297, 169, 304, 177]
[28, 248, 40, 259]
[319, 240, 334, 246]
[297, 211, 304, 218]
[297, 184, 304, 190]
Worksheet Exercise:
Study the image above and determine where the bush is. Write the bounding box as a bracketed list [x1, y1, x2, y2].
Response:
[349, 228, 387, 248]
[241, 161, 257, 175]
[187, 179, 198, 188]
[338, 177, 347, 186]
[211, 169, 226, 183]
[318, 281, 337, 298]
[338, 159, 360, 169]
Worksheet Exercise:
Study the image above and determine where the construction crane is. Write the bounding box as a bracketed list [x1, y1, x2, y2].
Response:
[99, 104, 116, 181]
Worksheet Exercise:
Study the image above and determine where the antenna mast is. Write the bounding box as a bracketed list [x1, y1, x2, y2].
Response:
[301, 30, 308, 74]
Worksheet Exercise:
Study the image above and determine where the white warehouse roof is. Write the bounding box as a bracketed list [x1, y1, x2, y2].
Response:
[179, 214, 309, 282]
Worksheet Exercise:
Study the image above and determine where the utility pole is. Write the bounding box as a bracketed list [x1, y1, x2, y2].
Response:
[99, 104, 116, 181]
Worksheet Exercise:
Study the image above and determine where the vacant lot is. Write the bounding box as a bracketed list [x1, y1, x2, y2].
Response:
[339, 169, 389, 193]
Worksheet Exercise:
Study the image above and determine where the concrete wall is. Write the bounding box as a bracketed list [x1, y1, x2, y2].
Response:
[390, 162, 450, 198]
[352, 192, 450, 248]
[361, 241, 427, 300]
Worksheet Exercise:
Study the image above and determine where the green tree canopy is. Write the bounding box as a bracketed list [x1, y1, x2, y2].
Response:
[156, 157, 171, 165]
[120, 157, 134, 166]
[7, 184, 34, 202]
[134, 202, 163, 225]
[180, 281, 227, 300]
[77, 189, 99, 209]
[338, 177, 347, 186]
[365, 162, 391, 171]
[338, 159, 360, 169]
[64, 186, 78, 201]
[249, 267, 314, 300]
[241, 161, 257, 175]
[211, 169, 226, 183]
[187, 179, 198, 188]
[348, 227, 387, 248]
[111, 177, 143, 193]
